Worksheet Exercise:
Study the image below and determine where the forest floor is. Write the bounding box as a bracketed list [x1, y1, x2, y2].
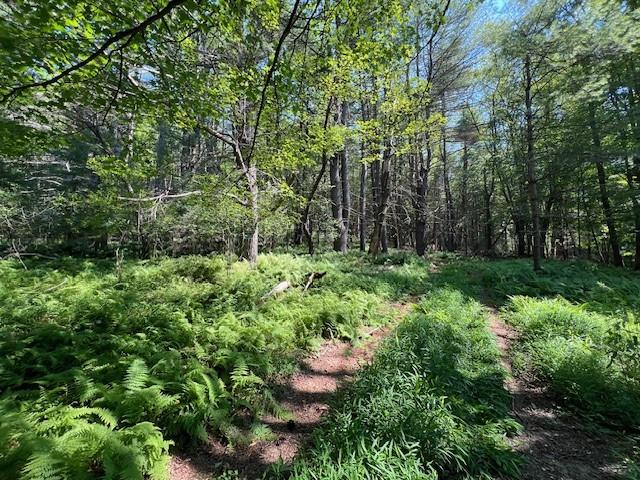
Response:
[3, 254, 639, 480]
[169, 300, 415, 480]
[488, 307, 633, 480]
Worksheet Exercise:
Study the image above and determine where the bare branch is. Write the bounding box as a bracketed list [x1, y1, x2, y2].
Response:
[118, 190, 202, 202]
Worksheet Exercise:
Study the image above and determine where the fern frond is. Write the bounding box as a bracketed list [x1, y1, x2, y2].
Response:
[124, 359, 149, 391]
[21, 452, 65, 480]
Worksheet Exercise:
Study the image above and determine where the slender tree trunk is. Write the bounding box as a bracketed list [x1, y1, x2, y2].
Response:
[359, 160, 368, 252]
[589, 105, 624, 267]
[337, 101, 351, 252]
[301, 99, 333, 255]
[369, 143, 391, 255]
[461, 142, 469, 254]
[524, 55, 542, 271]
[515, 214, 526, 257]
[625, 155, 640, 270]
[482, 165, 493, 255]
[381, 224, 389, 253]
[247, 165, 259, 265]
[415, 145, 430, 256]
[329, 148, 342, 251]
[540, 182, 557, 259]
[442, 140, 455, 251]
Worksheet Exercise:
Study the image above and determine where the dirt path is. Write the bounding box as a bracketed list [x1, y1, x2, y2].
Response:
[487, 307, 630, 480]
[170, 301, 414, 480]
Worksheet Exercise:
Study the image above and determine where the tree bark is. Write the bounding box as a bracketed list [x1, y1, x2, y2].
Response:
[369, 143, 391, 255]
[247, 165, 259, 265]
[359, 159, 368, 251]
[461, 142, 469, 254]
[524, 55, 542, 271]
[415, 143, 431, 256]
[482, 163, 494, 255]
[442, 133, 455, 251]
[625, 155, 640, 270]
[589, 105, 624, 267]
[336, 101, 350, 252]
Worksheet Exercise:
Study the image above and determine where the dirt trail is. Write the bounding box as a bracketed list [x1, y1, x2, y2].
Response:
[487, 307, 629, 480]
[170, 301, 414, 480]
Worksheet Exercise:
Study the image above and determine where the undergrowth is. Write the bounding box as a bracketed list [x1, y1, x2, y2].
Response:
[435, 258, 640, 314]
[279, 290, 521, 480]
[0, 252, 429, 480]
[503, 296, 640, 428]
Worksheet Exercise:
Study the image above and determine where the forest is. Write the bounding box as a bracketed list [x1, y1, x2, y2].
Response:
[0, 0, 639, 479]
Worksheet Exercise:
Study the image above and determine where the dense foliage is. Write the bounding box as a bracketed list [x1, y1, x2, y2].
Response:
[1, 0, 640, 477]
[1, 0, 639, 272]
[505, 296, 640, 426]
[0, 253, 429, 479]
[1, 253, 639, 478]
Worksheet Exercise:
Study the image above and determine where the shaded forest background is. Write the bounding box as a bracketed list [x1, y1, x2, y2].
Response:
[1, 0, 639, 270]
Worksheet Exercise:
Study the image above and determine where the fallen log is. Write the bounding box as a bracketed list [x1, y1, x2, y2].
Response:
[261, 281, 292, 300]
[261, 271, 327, 302]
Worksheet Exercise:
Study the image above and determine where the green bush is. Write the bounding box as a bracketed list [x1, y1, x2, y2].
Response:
[284, 290, 521, 480]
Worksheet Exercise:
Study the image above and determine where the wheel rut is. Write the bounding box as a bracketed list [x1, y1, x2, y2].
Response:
[487, 306, 630, 480]
[170, 300, 415, 480]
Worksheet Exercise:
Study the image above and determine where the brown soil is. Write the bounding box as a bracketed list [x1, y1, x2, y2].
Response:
[169, 301, 414, 480]
[487, 307, 631, 480]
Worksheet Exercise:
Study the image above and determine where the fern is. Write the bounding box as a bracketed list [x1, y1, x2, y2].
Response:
[20, 453, 66, 480]
[123, 359, 150, 392]
[0, 253, 440, 478]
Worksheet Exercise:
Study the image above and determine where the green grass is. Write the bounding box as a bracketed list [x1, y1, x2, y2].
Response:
[3, 253, 640, 479]
[503, 296, 640, 427]
[0, 252, 430, 480]
[279, 290, 521, 480]
[434, 257, 640, 314]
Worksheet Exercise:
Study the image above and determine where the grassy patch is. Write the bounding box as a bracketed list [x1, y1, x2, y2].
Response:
[0, 252, 430, 480]
[281, 290, 521, 480]
[435, 258, 640, 314]
[504, 296, 640, 427]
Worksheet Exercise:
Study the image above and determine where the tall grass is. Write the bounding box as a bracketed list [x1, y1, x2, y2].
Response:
[282, 290, 521, 480]
[435, 258, 640, 314]
[504, 296, 640, 427]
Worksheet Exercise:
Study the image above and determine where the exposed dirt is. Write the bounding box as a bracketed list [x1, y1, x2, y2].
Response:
[487, 307, 631, 480]
[169, 301, 414, 480]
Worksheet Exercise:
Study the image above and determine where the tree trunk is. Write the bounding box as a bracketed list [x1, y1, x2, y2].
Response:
[515, 214, 526, 257]
[483, 165, 493, 255]
[359, 159, 368, 251]
[415, 145, 430, 256]
[625, 155, 640, 270]
[329, 149, 342, 251]
[461, 142, 469, 254]
[589, 105, 624, 267]
[301, 99, 333, 255]
[337, 101, 351, 252]
[540, 181, 557, 259]
[247, 165, 259, 265]
[524, 55, 542, 271]
[369, 143, 391, 255]
[442, 138, 455, 252]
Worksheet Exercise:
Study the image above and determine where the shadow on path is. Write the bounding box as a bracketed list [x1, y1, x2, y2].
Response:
[169, 302, 414, 480]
